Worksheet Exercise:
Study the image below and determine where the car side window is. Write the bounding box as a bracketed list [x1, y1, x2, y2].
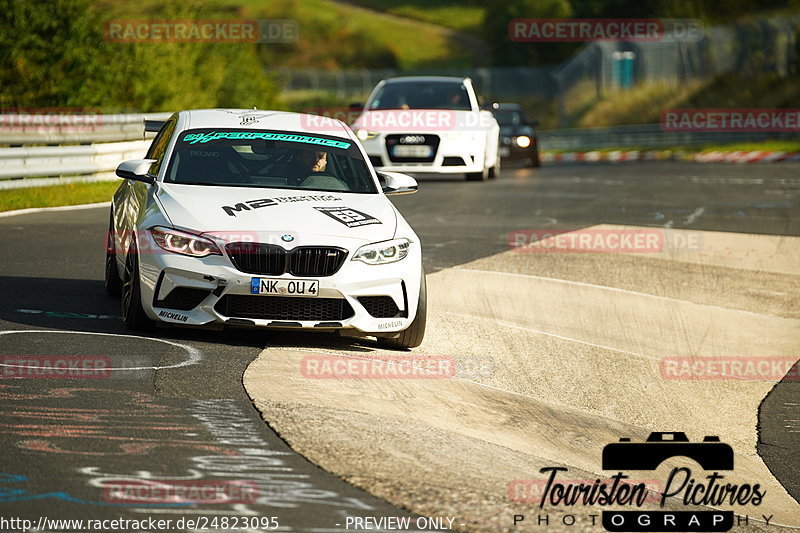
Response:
[146, 120, 176, 177]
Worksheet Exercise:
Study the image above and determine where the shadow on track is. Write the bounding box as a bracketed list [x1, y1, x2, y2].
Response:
[0, 275, 383, 353]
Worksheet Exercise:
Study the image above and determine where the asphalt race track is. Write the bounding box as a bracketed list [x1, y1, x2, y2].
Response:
[0, 211, 416, 530]
[0, 160, 798, 532]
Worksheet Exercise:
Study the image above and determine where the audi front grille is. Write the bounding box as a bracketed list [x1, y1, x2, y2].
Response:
[385, 134, 440, 163]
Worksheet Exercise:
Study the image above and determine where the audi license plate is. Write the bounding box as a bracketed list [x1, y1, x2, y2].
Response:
[393, 145, 432, 158]
[250, 278, 319, 297]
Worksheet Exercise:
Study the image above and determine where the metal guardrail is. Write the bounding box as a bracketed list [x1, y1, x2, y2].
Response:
[0, 112, 171, 146]
[0, 140, 151, 189]
[0, 113, 169, 190]
[538, 124, 795, 151]
[1, 114, 796, 191]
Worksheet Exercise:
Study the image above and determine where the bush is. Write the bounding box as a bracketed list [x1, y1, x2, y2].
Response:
[0, 0, 280, 112]
[481, 0, 575, 67]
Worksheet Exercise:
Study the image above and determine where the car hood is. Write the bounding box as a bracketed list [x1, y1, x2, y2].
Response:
[353, 109, 490, 134]
[154, 183, 397, 247]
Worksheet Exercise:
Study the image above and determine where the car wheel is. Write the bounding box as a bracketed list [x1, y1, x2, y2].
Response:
[104, 211, 122, 297]
[465, 166, 489, 181]
[530, 146, 541, 168]
[121, 240, 153, 330]
[488, 153, 500, 179]
[378, 269, 427, 350]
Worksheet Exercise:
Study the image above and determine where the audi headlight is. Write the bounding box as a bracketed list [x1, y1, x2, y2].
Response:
[150, 226, 222, 257]
[515, 135, 532, 148]
[357, 129, 379, 141]
[353, 238, 411, 265]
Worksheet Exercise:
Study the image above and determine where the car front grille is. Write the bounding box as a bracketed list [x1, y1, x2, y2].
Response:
[357, 296, 401, 318]
[226, 243, 347, 277]
[215, 295, 355, 321]
[385, 134, 440, 163]
[289, 247, 348, 277]
[226, 243, 285, 275]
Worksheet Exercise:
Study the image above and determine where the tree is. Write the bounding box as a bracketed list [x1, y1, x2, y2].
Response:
[0, 0, 281, 112]
[482, 0, 575, 67]
[0, 0, 115, 108]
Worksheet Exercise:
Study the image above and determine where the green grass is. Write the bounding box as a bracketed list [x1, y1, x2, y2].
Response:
[344, 0, 485, 33]
[572, 73, 800, 128]
[573, 81, 705, 128]
[96, 0, 476, 70]
[0, 180, 119, 212]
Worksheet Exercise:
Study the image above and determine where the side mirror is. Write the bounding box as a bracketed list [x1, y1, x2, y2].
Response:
[144, 120, 165, 133]
[377, 171, 418, 195]
[116, 159, 157, 184]
[349, 102, 363, 110]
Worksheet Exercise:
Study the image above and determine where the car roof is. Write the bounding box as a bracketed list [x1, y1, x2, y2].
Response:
[180, 109, 351, 139]
[381, 76, 469, 84]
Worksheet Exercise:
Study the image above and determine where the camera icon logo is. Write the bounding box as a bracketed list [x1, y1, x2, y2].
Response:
[602, 432, 734, 471]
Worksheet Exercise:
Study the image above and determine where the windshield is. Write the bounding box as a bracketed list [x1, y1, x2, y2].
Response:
[368, 81, 472, 111]
[164, 129, 378, 194]
[494, 110, 523, 127]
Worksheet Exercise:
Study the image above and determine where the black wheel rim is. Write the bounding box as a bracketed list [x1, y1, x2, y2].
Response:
[121, 253, 135, 320]
[105, 231, 115, 281]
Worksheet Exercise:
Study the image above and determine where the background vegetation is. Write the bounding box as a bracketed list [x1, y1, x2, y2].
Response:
[2, 0, 800, 118]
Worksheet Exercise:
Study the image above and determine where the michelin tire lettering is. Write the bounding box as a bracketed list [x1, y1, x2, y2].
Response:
[158, 311, 189, 322]
[377, 320, 404, 329]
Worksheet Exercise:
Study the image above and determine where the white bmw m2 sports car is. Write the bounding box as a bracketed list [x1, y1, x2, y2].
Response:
[106, 109, 425, 348]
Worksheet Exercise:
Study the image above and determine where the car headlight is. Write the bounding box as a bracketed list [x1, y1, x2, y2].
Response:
[357, 129, 379, 141]
[514, 135, 532, 148]
[150, 226, 222, 257]
[352, 238, 411, 265]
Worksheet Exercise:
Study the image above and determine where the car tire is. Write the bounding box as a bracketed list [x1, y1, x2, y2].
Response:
[466, 164, 489, 181]
[121, 239, 153, 330]
[377, 269, 427, 350]
[488, 154, 500, 179]
[105, 211, 122, 297]
[530, 146, 541, 168]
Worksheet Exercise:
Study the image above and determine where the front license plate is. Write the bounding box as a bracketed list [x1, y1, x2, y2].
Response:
[393, 145, 432, 158]
[250, 278, 319, 297]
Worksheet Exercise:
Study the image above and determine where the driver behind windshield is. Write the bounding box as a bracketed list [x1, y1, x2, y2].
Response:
[298, 149, 327, 172]
[286, 149, 327, 184]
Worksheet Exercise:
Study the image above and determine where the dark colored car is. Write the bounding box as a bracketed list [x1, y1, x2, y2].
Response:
[490, 103, 540, 168]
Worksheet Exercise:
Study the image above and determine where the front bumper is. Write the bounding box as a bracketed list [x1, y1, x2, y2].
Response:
[499, 136, 537, 160]
[136, 233, 422, 334]
[360, 134, 487, 174]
